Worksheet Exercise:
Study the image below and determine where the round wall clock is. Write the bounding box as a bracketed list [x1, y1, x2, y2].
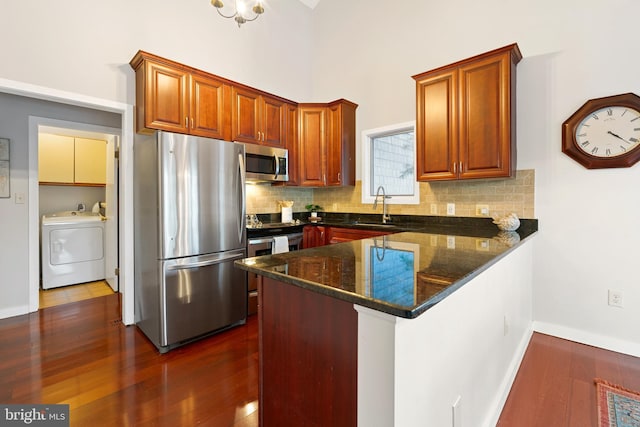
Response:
[562, 92, 640, 169]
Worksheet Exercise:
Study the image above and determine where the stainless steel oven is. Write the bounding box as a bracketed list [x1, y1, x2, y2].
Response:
[247, 231, 303, 314]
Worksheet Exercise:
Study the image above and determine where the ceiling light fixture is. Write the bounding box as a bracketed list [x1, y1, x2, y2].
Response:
[211, 0, 265, 27]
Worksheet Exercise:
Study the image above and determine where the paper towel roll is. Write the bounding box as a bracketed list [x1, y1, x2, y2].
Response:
[281, 206, 293, 223]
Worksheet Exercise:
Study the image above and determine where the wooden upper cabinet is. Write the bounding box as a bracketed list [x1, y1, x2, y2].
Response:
[231, 86, 287, 148]
[190, 71, 230, 139]
[261, 95, 288, 148]
[413, 43, 521, 181]
[414, 69, 458, 181]
[298, 105, 327, 186]
[129, 51, 357, 185]
[231, 86, 260, 143]
[326, 100, 357, 186]
[298, 100, 357, 187]
[130, 51, 230, 140]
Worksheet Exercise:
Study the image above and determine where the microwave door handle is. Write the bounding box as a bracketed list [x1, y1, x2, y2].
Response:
[274, 154, 280, 179]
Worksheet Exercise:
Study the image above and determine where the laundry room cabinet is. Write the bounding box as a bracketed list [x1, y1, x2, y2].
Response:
[39, 133, 107, 186]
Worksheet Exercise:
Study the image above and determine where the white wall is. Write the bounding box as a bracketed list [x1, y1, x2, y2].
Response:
[357, 241, 534, 427]
[1, 0, 312, 104]
[310, 0, 640, 354]
[0, 0, 312, 317]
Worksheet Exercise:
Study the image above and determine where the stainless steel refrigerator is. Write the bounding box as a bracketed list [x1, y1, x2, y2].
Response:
[134, 131, 247, 353]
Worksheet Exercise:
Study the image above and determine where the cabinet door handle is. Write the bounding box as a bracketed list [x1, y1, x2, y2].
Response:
[453, 162, 457, 174]
[191, 118, 194, 129]
[459, 161, 463, 174]
[337, 172, 341, 182]
[185, 117, 188, 128]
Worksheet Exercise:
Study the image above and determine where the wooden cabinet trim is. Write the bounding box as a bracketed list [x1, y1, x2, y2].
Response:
[411, 43, 522, 81]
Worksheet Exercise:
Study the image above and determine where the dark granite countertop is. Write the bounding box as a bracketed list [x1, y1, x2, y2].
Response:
[237, 214, 538, 319]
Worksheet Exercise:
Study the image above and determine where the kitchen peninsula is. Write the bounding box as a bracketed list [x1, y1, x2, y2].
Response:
[235, 220, 537, 426]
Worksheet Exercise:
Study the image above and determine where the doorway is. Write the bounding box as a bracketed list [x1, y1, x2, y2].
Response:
[36, 121, 120, 308]
[0, 81, 138, 325]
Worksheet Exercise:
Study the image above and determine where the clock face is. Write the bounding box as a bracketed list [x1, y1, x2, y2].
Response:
[575, 106, 640, 158]
[562, 93, 640, 169]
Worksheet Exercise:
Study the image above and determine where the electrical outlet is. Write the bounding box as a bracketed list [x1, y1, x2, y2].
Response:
[475, 204, 489, 216]
[430, 203, 438, 215]
[608, 290, 623, 308]
[446, 203, 455, 216]
[15, 193, 25, 204]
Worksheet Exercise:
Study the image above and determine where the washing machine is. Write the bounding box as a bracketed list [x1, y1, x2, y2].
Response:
[41, 212, 105, 289]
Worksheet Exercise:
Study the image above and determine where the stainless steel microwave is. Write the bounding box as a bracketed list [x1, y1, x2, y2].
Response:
[243, 143, 289, 182]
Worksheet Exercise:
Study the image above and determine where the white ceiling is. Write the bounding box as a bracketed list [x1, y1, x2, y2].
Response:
[297, 0, 320, 9]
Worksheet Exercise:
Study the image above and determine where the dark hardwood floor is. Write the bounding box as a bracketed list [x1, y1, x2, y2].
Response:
[498, 332, 640, 426]
[0, 294, 258, 426]
[1, 294, 638, 426]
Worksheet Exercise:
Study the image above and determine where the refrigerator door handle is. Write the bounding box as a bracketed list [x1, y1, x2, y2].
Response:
[238, 152, 246, 243]
[165, 251, 245, 271]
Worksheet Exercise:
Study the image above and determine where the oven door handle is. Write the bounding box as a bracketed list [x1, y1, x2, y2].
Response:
[248, 237, 274, 246]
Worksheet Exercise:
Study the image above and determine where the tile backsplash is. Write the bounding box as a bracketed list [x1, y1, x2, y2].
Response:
[246, 169, 535, 219]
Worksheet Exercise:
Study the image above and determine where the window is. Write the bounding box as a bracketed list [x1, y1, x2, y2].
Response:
[361, 121, 418, 205]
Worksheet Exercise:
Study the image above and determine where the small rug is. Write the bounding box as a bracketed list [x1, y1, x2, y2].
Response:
[595, 379, 640, 427]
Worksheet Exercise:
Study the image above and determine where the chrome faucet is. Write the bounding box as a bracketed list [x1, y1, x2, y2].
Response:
[373, 185, 391, 224]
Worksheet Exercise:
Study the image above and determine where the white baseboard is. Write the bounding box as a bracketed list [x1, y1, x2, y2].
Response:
[484, 325, 534, 427]
[0, 305, 30, 320]
[533, 321, 640, 358]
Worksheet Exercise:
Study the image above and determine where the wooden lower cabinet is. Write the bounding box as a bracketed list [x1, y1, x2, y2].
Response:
[303, 225, 326, 248]
[304, 225, 393, 247]
[325, 226, 391, 244]
[259, 277, 357, 426]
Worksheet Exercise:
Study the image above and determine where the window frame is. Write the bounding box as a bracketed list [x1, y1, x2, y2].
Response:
[361, 121, 419, 205]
